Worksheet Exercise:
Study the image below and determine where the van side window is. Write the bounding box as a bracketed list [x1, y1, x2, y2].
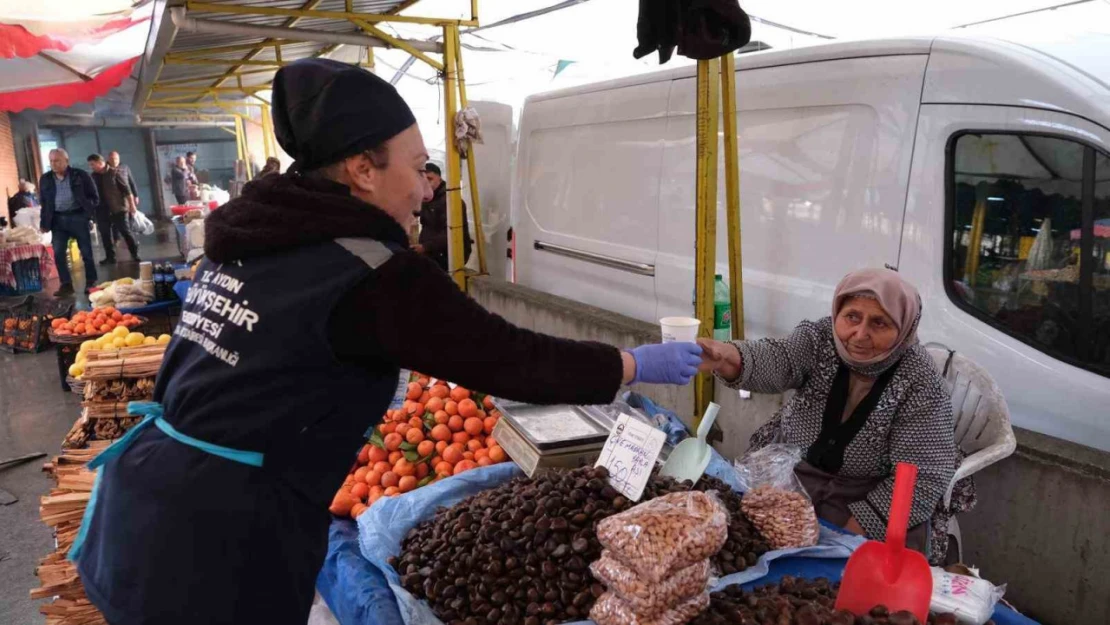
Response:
[947, 133, 1110, 377]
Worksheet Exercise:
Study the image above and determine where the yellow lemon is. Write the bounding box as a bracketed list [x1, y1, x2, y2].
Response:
[143, 336, 157, 346]
[157, 334, 172, 345]
[125, 333, 145, 347]
[113, 326, 129, 338]
[68, 363, 84, 377]
[79, 340, 95, 353]
[76, 352, 87, 364]
[111, 337, 127, 349]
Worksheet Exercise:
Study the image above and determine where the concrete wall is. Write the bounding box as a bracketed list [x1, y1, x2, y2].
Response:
[469, 276, 1110, 625]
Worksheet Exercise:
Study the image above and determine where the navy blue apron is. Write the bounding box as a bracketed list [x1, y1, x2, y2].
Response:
[72, 238, 403, 625]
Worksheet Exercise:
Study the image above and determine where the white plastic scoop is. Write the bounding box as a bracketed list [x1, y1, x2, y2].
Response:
[659, 402, 720, 484]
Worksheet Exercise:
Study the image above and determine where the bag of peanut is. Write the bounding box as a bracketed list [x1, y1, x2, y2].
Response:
[589, 591, 710, 625]
[590, 551, 710, 616]
[734, 444, 819, 549]
[595, 491, 728, 583]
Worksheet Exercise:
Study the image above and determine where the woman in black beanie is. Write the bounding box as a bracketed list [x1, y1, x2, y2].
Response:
[69, 58, 706, 625]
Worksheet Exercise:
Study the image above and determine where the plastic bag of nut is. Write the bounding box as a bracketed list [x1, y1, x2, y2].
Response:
[590, 590, 710, 625]
[734, 444, 819, 549]
[596, 490, 728, 583]
[590, 551, 711, 616]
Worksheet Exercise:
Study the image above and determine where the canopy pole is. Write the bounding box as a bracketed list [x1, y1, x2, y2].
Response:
[694, 58, 720, 426]
[454, 28, 487, 276]
[965, 185, 989, 286]
[443, 24, 466, 290]
[721, 52, 744, 341]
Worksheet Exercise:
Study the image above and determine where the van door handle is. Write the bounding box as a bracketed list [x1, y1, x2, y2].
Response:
[533, 240, 655, 276]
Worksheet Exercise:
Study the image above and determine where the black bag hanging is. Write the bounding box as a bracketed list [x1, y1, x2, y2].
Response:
[633, 0, 752, 64]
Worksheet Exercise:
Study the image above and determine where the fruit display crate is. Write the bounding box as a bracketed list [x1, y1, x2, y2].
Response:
[0, 296, 71, 354]
[0, 257, 43, 296]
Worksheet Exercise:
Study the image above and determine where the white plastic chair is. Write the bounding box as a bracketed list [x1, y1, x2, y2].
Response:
[925, 343, 1017, 562]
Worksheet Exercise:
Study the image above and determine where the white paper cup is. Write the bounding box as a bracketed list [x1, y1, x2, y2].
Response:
[660, 317, 700, 343]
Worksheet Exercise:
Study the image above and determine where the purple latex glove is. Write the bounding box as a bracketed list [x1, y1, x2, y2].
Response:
[627, 342, 703, 385]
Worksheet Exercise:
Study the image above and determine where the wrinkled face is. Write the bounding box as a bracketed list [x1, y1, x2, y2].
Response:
[50, 151, 68, 175]
[834, 296, 899, 361]
[347, 124, 434, 230]
[108, 152, 121, 167]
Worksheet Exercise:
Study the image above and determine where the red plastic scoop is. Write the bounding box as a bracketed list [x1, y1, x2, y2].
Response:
[835, 463, 932, 621]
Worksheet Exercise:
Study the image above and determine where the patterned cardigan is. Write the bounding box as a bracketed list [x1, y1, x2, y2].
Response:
[722, 317, 957, 540]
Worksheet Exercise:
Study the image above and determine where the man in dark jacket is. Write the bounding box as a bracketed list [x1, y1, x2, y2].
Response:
[39, 148, 99, 296]
[170, 156, 189, 204]
[88, 154, 141, 263]
[108, 151, 141, 209]
[416, 162, 471, 272]
[71, 58, 703, 625]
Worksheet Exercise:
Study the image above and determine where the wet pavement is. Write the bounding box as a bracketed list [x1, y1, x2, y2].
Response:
[0, 222, 182, 625]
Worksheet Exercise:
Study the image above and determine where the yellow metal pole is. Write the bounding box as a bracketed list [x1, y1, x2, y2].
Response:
[165, 58, 287, 68]
[352, 19, 444, 71]
[693, 58, 720, 426]
[443, 24, 466, 290]
[720, 53, 744, 341]
[454, 30, 486, 275]
[261, 104, 279, 158]
[965, 196, 987, 286]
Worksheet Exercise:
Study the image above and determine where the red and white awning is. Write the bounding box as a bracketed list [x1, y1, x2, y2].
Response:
[0, 1, 150, 112]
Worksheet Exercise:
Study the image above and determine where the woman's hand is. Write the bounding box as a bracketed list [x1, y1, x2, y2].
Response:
[697, 338, 742, 381]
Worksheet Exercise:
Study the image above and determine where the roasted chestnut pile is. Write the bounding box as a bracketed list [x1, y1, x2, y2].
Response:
[690, 576, 989, 625]
[391, 467, 771, 625]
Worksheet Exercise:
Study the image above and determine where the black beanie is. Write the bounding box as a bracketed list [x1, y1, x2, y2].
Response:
[272, 58, 416, 172]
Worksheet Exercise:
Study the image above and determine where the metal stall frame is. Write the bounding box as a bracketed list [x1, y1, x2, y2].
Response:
[137, 0, 486, 289]
[693, 53, 744, 426]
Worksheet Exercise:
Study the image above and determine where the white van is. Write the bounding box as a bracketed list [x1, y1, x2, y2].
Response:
[509, 34, 1110, 451]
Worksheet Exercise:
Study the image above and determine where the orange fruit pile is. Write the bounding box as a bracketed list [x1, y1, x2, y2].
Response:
[329, 374, 510, 520]
[50, 307, 141, 337]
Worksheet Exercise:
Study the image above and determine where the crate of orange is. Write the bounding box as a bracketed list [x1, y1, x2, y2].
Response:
[329, 374, 511, 521]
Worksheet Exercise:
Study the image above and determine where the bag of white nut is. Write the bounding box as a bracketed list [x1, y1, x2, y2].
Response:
[733, 444, 819, 549]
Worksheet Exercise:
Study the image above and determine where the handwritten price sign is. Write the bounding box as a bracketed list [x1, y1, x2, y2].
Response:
[595, 414, 666, 502]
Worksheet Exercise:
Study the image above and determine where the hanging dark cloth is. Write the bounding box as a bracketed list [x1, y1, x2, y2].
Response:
[633, 0, 752, 64]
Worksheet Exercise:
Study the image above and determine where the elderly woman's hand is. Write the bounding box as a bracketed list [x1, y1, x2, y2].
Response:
[697, 338, 742, 381]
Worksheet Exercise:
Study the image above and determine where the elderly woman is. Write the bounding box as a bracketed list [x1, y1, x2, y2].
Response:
[701, 268, 958, 558]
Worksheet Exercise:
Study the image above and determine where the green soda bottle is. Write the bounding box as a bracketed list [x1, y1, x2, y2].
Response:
[713, 274, 732, 341]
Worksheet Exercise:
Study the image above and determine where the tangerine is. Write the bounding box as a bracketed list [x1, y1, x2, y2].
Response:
[483, 396, 496, 411]
[398, 476, 417, 493]
[393, 459, 416, 477]
[415, 462, 430, 479]
[373, 461, 391, 474]
[441, 445, 464, 465]
[425, 397, 445, 413]
[383, 432, 403, 451]
[429, 385, 450, 399]
[483, 416, 499, 435]
[463, 417, 483, 436]
[353, 466, 370, 482]
[381, 471, 400, 488]
[430, 424, 452, 442]
[388, 451, 403, 464]
[405, 428, 425, 445]
[489, 445, 507, 463]
[435, 461, 453, 477]
[434, 410, 449, 425]
[368, 446, 389, 463]
[394, 423, 410, 437]
[351, 483, 369, 501]
[417, 440, 435, 457]
[365, 470, 383, 487]
[458, 399, 479, 419]
[447, 415, 465, 432]
[444, 400, 459, 416]
[466, 439, 484, 453]
[435, 441, 448, 454]
[453, 460, 478, 475]
[452, 432, 470, 445]
[357, 445, 371, 465]
[351, 503, 368, 519]
[384, 486, 400, 497]
[477, 456, 494, 467]
[406, 382, 422, 400]
[449, 386, 471, 402]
